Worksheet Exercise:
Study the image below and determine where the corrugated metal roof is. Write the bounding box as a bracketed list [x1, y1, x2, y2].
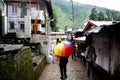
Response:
[84, 22, 120, 35]
[83, 20, 116, 31]
[75, 22, 120, 37]
[89, 20, 113, 26]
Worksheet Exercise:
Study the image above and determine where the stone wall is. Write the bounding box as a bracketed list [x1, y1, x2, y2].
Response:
[34, 55, 46, 80]
[0, 46, 46, 80]
[0, 47, 34, 80]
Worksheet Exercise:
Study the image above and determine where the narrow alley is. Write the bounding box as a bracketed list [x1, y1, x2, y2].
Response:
[0, 0, 120, 80]
[38, 57, 99, 80]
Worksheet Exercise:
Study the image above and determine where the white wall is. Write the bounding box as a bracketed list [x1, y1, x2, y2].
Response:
[7, 4, 21, 33]
[7, 3, 45, 36]
[8, 5, 20, 18]
[2, 16, 7, 35]
[31, 35, 56, 63]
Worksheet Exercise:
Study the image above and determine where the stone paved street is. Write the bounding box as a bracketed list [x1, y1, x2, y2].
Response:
[38, 57, 98, 80]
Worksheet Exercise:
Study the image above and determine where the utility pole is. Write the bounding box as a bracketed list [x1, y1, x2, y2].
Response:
[71, 0, 74, 26]
[69, 0, 74, 29]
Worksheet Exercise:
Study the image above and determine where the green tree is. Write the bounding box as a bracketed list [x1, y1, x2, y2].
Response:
[51, 4, 59, 31]
[105, 9, 114, 21]
[98, 12, 105, 21]
[50, 12, 58, 31]
[116, 13, 120, 21]
[89, 8, 98, 20]
[105, 9, 120, 21]
[106, 9, 111, 20]
[112, 11, 120, 21]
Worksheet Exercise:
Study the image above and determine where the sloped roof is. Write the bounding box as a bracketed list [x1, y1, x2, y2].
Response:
[83, 20, 113, 31]
[84, 21, 120, 35]
[89, 20, 113, 26]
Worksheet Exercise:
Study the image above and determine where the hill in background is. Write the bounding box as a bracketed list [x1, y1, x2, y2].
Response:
[51, 0, 119, 29]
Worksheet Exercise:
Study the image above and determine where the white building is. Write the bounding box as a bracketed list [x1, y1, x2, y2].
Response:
[4, 0, 53, 42]
[4, 0, 54, 63]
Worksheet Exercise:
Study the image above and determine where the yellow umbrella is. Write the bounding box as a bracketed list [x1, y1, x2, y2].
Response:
[54, 43, 65, 56]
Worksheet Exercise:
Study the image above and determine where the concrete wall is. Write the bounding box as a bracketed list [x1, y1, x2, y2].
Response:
[109, 34, 120, 75]
[92, 32, 120, 76]
[93, 33, 110, 72]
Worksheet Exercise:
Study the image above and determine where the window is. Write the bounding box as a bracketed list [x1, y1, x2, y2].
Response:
[20, 24, 25, 32]
[42, 24, 45, 27]
[15, 6, 17, 13]
[12, 6, 17, 13]
[12, 6, 14, 13]
[10, 22, 14, 29]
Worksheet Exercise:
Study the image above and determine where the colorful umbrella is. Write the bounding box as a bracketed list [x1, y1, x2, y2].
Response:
[54, 41, 75, 57]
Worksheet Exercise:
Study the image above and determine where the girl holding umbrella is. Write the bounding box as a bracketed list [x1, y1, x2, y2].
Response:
[54, 39, 75, 80]
[57, 55, 68, 80]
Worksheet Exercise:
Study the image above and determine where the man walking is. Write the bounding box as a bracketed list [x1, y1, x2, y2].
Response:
[85, 40, 97, 80]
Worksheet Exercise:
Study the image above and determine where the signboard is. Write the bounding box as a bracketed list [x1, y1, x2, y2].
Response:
[31, 34, 49, 43]
[39, 35, 49, 41]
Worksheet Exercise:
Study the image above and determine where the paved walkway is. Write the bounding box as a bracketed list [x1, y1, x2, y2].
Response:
[38, 56, 100, 80]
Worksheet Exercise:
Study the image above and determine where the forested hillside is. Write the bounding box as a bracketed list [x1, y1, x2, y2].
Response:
[51, 0, 120, 29]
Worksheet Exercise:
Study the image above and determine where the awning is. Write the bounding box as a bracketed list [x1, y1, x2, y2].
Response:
[74, 36, 86, 41]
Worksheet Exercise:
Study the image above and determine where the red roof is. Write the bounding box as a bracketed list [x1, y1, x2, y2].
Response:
[83, 21, 97, 31]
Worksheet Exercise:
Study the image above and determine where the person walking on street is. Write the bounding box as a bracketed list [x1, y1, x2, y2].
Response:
[54, 38, 69, 80]
[70, 36, 76, 61]
[57, 56, 68, 80]
[85, 40, 97, 80]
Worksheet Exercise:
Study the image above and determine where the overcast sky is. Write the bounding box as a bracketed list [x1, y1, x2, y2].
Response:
[73, 0, 120, 11]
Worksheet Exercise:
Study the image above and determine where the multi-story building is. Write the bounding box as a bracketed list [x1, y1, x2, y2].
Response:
[3, 0, 54, 63]
[4, 0, 53, 43]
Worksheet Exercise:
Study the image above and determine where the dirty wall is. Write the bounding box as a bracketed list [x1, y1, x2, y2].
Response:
[92, 32, 120, 75]
[93, 33, 110, 72]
